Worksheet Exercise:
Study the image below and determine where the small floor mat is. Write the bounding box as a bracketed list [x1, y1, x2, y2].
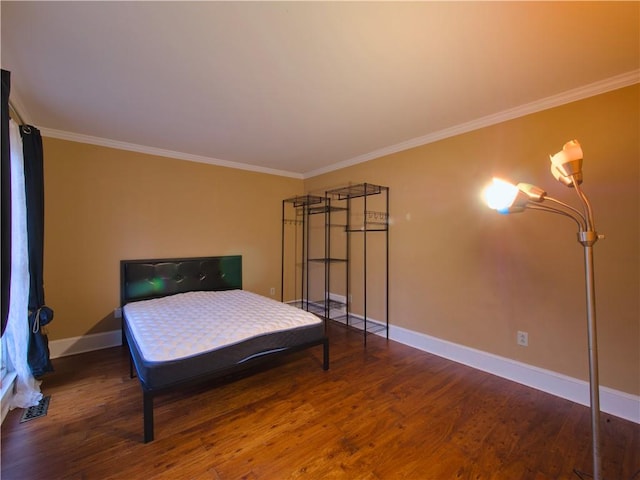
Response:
[20, 395, 51, 423]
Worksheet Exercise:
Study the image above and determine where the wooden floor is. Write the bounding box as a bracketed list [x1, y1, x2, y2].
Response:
[2, 321, 639, 480]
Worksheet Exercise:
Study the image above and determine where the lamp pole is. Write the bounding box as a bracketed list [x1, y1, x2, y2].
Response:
[581, 233, 601, 480]
[576, 172, 602, 478]
[573, 164, 602, 480]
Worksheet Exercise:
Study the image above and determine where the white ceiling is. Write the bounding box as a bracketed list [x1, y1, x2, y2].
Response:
[2, 1, 639, 178]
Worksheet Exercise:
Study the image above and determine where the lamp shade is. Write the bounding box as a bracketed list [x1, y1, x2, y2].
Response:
[517, 183, 546, 202]
[550, 140, 583, 186]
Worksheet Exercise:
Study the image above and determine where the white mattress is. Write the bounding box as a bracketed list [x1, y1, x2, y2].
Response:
[123, 290, 322, 362]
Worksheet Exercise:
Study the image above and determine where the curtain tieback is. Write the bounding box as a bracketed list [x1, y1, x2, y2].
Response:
[28, 305, 54, 333]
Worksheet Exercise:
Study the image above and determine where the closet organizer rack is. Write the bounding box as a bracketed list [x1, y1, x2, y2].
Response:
[281, 183, 389, 345]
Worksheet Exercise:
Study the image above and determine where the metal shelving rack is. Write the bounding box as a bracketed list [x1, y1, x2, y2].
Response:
[281, 194, 325, 315]
[326, 183, 389, 344]
[281, 183, 389, 344]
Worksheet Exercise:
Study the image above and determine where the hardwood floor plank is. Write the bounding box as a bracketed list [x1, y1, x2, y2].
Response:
[1, 321, 638, 479]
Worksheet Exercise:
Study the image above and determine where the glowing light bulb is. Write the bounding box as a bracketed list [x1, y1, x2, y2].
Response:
[484, 178, 519, 211]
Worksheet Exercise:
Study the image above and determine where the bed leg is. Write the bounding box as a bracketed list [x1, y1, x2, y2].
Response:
[143, 392, 154, 443]
[322, 338, 329, 371]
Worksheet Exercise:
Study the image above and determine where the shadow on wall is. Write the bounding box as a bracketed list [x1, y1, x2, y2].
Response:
[48, 311, 122, 360]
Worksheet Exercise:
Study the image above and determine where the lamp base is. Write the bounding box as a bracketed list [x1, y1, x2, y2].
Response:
[574, 468, 640, 480]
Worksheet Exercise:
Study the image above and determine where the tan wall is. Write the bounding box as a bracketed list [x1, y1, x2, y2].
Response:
[43, 139, 303, 340]
[303, 85, 640, 396]
[43, 85, 639, 397]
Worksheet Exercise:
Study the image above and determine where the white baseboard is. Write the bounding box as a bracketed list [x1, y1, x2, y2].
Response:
[49, 330, 122, 359]
[386, 322, 640, 425]
[48, 322, 640, 424]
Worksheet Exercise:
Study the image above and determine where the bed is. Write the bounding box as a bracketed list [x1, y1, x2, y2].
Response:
[120, 255, 329, 443]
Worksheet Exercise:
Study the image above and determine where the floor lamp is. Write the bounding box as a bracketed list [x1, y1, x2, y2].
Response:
[484, 140, 603, 480]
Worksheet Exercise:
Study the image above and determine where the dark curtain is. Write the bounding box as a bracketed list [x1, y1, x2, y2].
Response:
[22, 125, 54, 376]
[22, 126, 45, 311]
[1, 69, 11, 337]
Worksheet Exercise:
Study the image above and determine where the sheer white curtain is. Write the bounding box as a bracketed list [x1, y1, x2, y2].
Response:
[6, 118, 42, 409]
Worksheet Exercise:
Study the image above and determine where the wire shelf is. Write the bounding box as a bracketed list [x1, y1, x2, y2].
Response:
[330, 314, 387, 335]
[287, 299, 345, 317]
[327, 183, 386, 200]
[308, 257, 348, 263]
[283, 194, 325, 208]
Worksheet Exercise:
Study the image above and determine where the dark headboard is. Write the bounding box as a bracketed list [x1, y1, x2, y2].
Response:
[120, 255, 242, 305]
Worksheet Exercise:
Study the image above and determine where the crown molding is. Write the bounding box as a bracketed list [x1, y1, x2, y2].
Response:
[39, 128, 304, 179]
[6, 84, 33, 126]
[38, 70, 638, 180]
[303, 70, 640, 179]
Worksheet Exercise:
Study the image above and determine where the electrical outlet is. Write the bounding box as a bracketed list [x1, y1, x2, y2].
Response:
[517, 331, 528, 347]
[114, 307, 122, 319]
[269, 287, 275, 296]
